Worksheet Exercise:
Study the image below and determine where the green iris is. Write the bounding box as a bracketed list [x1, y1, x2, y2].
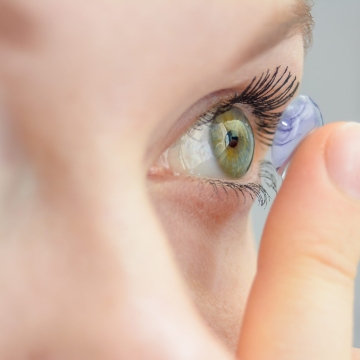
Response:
[210, 107, 254, 178]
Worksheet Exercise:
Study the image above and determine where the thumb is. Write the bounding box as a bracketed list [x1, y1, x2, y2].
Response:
[238, 122, 360, 360]
[353, 348, 360, 360]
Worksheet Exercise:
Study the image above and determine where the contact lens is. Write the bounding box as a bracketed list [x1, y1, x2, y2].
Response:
[271, 95, 323, 178]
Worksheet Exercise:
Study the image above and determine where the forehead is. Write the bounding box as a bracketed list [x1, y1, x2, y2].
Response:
[0, 0, 312, 62]
[0, 0, 310, 134]
[114, 0, 312, 65]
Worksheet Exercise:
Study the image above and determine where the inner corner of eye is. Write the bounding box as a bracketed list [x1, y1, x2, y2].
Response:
[150, 105, 256, 182]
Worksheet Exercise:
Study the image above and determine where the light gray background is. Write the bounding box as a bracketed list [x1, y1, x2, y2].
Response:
[252, 0, 360, 348]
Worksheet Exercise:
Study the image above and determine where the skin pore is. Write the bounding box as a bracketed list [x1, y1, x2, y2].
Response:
[0, 0, 359, 359]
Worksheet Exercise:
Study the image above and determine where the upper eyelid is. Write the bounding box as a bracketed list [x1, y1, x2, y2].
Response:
[191, 66, 299, 146]
[150, 66, 298, 166]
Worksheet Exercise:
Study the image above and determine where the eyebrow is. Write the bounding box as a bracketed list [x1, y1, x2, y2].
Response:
[241, 0, 314, 64]
[285, 0, 314, 50]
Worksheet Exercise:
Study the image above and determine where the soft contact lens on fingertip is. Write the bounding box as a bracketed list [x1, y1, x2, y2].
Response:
[271, 95, 324, 178]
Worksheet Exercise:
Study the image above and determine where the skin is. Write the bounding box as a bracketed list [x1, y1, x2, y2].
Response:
[0, 0, 359, 359]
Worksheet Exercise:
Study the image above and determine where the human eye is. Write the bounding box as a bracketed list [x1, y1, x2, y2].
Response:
[149, 67, 299, 206]
[158, 106, 255, 180]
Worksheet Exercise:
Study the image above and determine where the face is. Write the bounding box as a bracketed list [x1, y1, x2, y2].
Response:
[0, 0, 312, 357]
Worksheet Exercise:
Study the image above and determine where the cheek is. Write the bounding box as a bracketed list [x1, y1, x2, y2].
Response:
[147, 177, 257, 352]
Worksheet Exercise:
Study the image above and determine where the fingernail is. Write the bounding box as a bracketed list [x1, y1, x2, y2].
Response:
[325, 122, 360, 200]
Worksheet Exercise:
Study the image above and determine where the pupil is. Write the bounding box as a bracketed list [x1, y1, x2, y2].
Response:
[228, 140, 238, 148]
[226, 131, 239, 148]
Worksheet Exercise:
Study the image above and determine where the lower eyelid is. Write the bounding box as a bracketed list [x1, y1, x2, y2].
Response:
[148, 159, 273, 208]
[149, 119, 272, 206]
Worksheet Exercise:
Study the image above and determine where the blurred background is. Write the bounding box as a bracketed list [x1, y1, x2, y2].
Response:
[252, 0, 360, 347]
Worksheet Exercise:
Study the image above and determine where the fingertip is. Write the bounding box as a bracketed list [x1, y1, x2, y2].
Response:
[238, 122, 360, 359]
[271, 121, 360, 271]
[325, 122, 360, 201]
[353, 348, 360, 360]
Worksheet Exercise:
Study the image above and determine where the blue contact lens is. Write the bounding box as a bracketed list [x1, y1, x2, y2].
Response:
[271, 95, 323, 178]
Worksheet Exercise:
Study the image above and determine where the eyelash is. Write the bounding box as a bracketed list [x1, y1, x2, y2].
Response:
[197, 160, 277, 208]
[192, 66, 299, 146]
[188, 66, 299, 206]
